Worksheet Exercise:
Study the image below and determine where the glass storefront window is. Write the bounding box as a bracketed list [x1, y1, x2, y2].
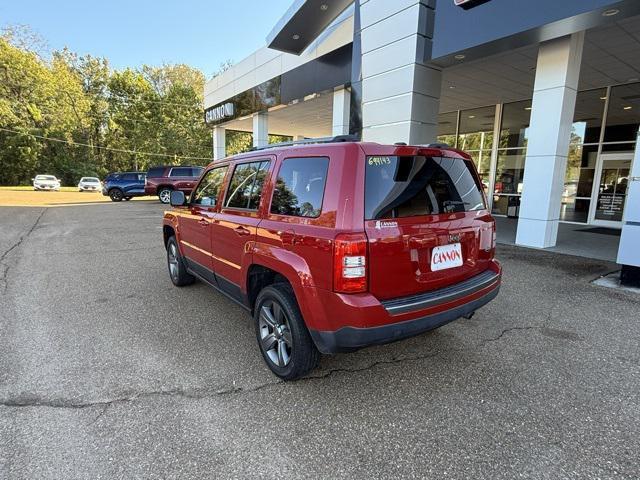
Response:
[560, 198, 591, 223]
[571, 88, 607, 145]
[604, 83, 640, 143]
[458, 106, 496, 151]
[437, 111, 458, 147]
[564, 144, 597, 198]
[500, 100, 531, 149]
[466, 150, 492, 192]
[494, 150, 526, 195]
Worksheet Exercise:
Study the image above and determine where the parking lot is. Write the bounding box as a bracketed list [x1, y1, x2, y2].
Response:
[0, 201, 638, 479]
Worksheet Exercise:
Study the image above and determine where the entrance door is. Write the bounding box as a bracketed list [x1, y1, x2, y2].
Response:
[589, 152, 633, 228]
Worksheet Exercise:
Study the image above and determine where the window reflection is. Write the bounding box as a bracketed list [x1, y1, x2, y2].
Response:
[437, 111, 458, 147]
[458, 106, 495, 151]
[500, 100, 531, 149]
[604, 83, 640, 143]
[571, 88, 606, 145]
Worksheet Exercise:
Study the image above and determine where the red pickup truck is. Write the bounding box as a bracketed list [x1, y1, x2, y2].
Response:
[145, 166, 204, 203]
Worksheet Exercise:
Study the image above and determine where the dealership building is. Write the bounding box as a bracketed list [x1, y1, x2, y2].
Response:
[204, 0, 640, 283]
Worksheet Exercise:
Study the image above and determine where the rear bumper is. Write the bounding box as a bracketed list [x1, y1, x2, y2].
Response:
[307, 265, 501, 354]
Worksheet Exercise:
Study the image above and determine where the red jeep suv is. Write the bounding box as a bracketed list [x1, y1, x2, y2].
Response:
[145, 166, 204, 203]
[162, 139, 501, 380]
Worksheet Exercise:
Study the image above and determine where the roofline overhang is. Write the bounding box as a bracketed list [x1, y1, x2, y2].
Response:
[266, 0, 354, 55]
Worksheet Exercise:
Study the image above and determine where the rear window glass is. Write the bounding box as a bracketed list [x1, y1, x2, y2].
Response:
[365, 156, 486, 220]
[147, 167, 165, 178]
[271, 157, 329, 218]
[225, 161, 270, 210]
[121, 173, 138, 181]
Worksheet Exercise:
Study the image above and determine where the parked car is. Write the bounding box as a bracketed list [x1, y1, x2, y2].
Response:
[102, 172, 146, 202]
[77, 177, 102, 192]
[162, 139, 501, 380]
[33, 175, 61, 191]
[145, 166, 204, 204]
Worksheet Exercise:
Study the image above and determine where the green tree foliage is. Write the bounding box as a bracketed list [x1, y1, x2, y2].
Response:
[0, 27, 213, 185]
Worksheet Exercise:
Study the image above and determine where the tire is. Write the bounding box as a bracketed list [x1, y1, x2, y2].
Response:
[166, 236, 195, 287]
[109, 189, 124, 202]
[158, 187, 172, 204]
[254, 284, 320, 380]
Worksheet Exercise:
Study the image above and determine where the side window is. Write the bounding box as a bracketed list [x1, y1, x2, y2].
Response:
[225, 161, 270, 210]
[191, 167, 227, 206]
[122, 173, 137, 181]
[170, 167, 192, 177]
[191, 167, 204, 178]
[147, 167, 164, 178]
[137, 174, 146, 182]
[270, 157, 329, 218]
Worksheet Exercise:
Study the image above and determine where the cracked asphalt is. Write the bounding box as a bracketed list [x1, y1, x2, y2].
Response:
[0, 202, 639, 479]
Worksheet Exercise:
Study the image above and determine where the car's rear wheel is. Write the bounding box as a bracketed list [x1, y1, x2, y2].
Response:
[158, 188, 172, 204]
[109, 189, 124, 202]
[166, 236, 195, 287]
[254, 284, 320, 380]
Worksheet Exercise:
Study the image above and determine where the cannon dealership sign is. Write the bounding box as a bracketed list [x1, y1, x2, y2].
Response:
[205, 102, 235, 124]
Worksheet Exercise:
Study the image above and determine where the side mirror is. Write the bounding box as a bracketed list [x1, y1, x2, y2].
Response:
[170, 190, 187, 207]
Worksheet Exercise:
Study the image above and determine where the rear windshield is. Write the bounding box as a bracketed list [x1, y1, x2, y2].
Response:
[81, 177, 99, 182]
[365, 156, 486, 220]
[36, 175, 56, 181]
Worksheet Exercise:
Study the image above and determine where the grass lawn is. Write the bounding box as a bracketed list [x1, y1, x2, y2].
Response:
[0, 187, 156, 207]
[0, 186, 79, 192]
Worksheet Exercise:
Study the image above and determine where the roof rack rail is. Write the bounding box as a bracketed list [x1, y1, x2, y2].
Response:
[251, 134, 359, 151]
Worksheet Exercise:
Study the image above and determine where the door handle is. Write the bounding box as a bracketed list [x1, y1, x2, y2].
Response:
[234, 226, 251, 236]
[281, 230, 296, 247]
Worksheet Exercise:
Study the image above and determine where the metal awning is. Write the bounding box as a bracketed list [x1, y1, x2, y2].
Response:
[266, 0, 353, 55]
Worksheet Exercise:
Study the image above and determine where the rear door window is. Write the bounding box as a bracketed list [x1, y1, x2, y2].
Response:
[365, 156, 486, 220]
[224, 161, 270, 210]
[121, 173, 137, 181]
[270, 157, 329, 218]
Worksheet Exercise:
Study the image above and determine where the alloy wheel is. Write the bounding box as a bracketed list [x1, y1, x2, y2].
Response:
[159, 189, 171, 204]
[259, 300, 293, 367]
[167, 242, 179, 281]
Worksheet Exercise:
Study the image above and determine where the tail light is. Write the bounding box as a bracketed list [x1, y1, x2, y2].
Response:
[492, 224, 497, 249]
[333, 233, 368, 293]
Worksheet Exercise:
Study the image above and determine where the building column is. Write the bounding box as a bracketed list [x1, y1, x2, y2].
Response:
[213, 126, 226, 161]
[332, 87, 351, 136]
[617, 132, 640, 287]
[359, 0, 441, 144]
[252, 112, 268, 148]
[515, 32, 584, 248]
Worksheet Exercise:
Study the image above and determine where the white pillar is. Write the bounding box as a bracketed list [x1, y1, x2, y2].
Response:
[360, 0, 441, 144]
[332, 87, 351, 136]
[516, 32, 584, 248]
[252, 112, 268, 148]
[617, 132, 640, 274]
[213, 126, 226, 161]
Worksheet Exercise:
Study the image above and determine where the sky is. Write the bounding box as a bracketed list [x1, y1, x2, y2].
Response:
[0, 0, 293, 77]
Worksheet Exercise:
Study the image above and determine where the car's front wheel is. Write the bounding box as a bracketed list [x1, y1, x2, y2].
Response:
[254, 284, 320, 380]
[166, 236, 195, 287]
[109, 189, 124, 202]
[158, 188, 172, 204]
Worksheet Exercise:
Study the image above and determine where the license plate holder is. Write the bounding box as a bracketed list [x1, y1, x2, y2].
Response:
[431, 243, 463, 271]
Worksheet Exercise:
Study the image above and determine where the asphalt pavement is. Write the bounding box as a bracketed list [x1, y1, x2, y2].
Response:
[0, 202, 638, 479]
